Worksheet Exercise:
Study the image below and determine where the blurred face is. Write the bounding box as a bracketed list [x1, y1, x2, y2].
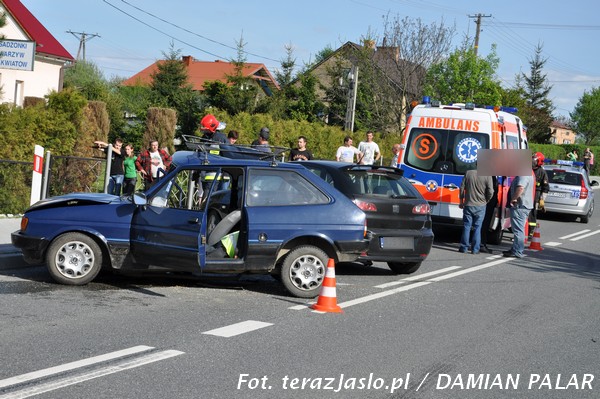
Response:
[392, 145, 400, 154]
[228, 137, 237, 144]
[125, 145, 134, 156]
[114, 141, 122, 150]
[366, 132, 374, 142]
[345, 139, 353, 147]
[298, 138, 306, 149]
[150, 141, 159, 152]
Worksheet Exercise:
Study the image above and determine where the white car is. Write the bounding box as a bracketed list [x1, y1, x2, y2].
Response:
[542, 163, 598, 223]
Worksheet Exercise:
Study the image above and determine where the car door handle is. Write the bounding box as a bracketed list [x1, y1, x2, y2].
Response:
[443, 184, 458, 190]
[188, 217, 199, 224]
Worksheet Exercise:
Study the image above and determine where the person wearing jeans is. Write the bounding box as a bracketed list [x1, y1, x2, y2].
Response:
[459, 168, 494, 254]
[504, 174, 534, 258]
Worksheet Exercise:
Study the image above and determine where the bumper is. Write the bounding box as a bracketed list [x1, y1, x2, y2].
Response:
[335, 239, 370, 262]
[543, 202, 591, 216]
[359, 228, 434, 263]
[10, 232, 49, 264]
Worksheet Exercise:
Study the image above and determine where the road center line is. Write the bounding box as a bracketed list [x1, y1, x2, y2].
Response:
[202, 320, 273, 337]
[0, 345, 154, 390]
[569, 229, 600, 241]
[374, 266, 462, 289]
[338, 258, 513, 309]
[559, 229, 591, 239]
[0, 350, 184, 399]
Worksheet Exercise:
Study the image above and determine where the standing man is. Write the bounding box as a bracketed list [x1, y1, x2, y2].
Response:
[458, 168, 494, 254]
[358, 131, 381, 165]
[290, 136, 313, 161]
[390, 143, 401, 167]
[94, 138, 124, 195]
[528, 152, 549, 235]
[336, 136, 362, 163]
[503, 173, 534, 258]
[583, 147, 592, 176]
[251, 127, 272, 153]
[136, 139, 172, 191]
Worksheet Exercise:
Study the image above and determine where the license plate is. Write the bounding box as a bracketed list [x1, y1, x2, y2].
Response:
[548, 192, 566, 198]
[380, 237, 414, 249]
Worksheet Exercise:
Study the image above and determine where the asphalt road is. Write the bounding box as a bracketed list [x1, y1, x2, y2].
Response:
[1, 203, 599, 398]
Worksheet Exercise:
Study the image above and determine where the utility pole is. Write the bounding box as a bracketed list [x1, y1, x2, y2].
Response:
[67, 31, 100, 61]
[344, 65, 359, 132]
[468, 14, 491, 56]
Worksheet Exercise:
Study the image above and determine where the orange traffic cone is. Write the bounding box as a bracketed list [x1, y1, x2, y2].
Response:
[529, 223, 543, 251]
[311, 259, 343, 313]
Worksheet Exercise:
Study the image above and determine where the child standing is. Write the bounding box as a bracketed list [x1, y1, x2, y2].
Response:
[123, 144, 137, 196]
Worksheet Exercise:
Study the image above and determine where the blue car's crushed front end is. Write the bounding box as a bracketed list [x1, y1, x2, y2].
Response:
[11, 193, 135, 266]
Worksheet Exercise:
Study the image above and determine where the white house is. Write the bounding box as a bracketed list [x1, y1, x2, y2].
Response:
[0, 0, 74, 106]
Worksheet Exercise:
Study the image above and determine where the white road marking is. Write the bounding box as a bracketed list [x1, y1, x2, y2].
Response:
[559, 229, 591, 239]
[0, 346, 154, 390]
[569, 229, 600, 241]
[337, 258, 513, 309]
[0, 350, 184, 399]
[202, 320, 273, 337]
[288, 302, 315, 310]
[544, 241, 562, 247]
[374, 266, 461, 289]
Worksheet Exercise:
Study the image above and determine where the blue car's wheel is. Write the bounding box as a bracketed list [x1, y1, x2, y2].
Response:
[280, 246, 327, 298]
[46, 233, 103, 285]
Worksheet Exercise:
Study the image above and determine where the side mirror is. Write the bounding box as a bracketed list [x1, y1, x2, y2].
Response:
[133, 192, 148, 206]
[591, 180, 599, 187]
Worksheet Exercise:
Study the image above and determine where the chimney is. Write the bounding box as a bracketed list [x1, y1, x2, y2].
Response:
[182, 56, 193, 66]
[362, 39, 376, 50]
[376, 46, 399, 62]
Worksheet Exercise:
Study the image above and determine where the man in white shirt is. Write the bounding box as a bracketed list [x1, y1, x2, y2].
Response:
[390, 143, 401, 167]
[336, 136, 362, 163]
[358, 131, 381, 165]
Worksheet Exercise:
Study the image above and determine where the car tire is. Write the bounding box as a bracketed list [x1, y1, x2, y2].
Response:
[580, 201, 593, 224]
[280, 246, 328, 298]
[387, 261, 421, 274]
[46, 233, 103, 285]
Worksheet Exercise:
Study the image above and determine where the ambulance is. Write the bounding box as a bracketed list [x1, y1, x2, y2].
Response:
[397, 98, 528, 244]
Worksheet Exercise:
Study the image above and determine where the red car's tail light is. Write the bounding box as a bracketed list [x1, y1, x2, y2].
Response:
[412, 203, 431, 214]
[353, 199, 377, 212]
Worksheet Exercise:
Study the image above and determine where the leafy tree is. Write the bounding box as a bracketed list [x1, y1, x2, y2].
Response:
[150, 44, 203, 136]
[519, 43, 554, 143]
[571, 86, 600, 145]
[424, 41, 503, 105]
[63, 60, 125, 141]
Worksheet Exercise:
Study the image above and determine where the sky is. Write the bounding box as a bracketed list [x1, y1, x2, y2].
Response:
[17, 0, 600, 119]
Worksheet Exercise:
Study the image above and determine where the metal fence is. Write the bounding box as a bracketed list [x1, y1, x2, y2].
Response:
[0, 154, 107, 214]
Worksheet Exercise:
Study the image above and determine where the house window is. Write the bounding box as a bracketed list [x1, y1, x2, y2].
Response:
[14, 80, 24, 107]
[563, 139, 571, 144]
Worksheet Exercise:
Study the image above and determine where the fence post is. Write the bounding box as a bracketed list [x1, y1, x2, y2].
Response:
[29, 145, 44, 205]
[103, 144, 113, 194]
[41, 151, 51, 200]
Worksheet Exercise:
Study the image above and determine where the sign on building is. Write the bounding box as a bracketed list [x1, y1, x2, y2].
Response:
[0, 39, 35, 71]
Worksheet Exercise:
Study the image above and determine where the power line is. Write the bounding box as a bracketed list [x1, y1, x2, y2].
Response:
[117, 0, 281, 64]
[101, 0, 226, 60]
